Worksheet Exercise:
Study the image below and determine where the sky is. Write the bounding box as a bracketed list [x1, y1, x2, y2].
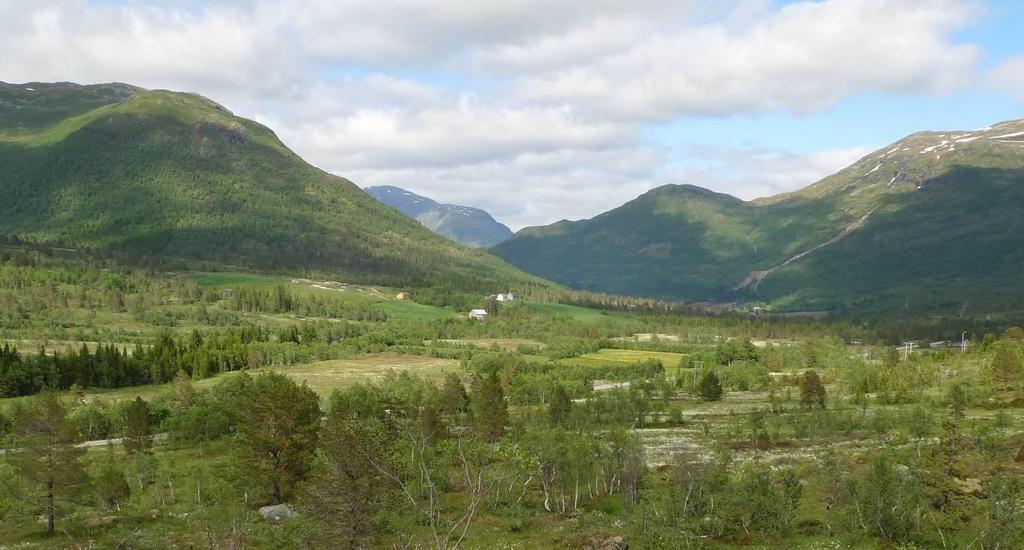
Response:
[2, 0, 1023, 230]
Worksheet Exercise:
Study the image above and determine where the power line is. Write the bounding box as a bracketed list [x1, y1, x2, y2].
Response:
[900, 342, 916, 361]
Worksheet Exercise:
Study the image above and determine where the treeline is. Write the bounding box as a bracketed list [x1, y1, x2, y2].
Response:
[1, 343, 151, 397]
[536, 288, 700, 315]
[0, 321, 371, 397]
[0, 331, 253, 398]
[228, 285, 387, 321]
[463, 352, 665, 406]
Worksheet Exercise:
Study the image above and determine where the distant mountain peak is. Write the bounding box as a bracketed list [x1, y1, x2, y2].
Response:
[494, 118, 1024, 315]
[365, 186, 513, 248]
[758, 118, 1024, 208]
[644, 184, 743, 202]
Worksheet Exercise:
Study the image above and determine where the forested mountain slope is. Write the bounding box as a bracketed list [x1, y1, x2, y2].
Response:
[494, 120, 1024, 314]
[366, 185, 513, 248]
[0, 82, 546, 292]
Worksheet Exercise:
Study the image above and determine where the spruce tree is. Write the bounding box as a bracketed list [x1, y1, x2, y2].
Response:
[438, 372, 469, 419]
[471, 372, 508, 443]
[799, 370, 827, 410]
[548, 384, 572, 426]
[991, 341, 1021, 387]
[123, 396, 152, 455]
[946, 383, 968, 421]
[698, 370, 723, 402]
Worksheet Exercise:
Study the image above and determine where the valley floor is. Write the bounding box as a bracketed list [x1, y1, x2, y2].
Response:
[1, 256, 1023, 548]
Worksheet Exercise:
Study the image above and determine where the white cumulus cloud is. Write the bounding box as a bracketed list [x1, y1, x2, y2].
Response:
[988, 55, 1024, 100]
[0, 0, 1006, 229]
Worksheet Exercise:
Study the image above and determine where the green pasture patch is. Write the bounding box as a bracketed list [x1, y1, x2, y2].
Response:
[432, 338, 546, 351]
[192, 272, 284, 289]
[377, 300, 455, 320]
[560, 348, 687, 368]
[524, 301, 627, 322]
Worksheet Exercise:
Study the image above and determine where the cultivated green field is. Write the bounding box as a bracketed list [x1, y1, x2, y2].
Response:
[192, 272, 286, 289]
[377, 299, 456, 320]
[524, 301, 631, 322]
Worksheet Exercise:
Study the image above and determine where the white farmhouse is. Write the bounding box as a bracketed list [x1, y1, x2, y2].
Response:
[493, 292, 520, 302]
[469, 309, 488, 320]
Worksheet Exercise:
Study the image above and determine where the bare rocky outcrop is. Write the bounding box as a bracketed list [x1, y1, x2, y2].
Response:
[258, 503, 294, 521]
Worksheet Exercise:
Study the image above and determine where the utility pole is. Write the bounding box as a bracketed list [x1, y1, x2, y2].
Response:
[901, 342, 916, 361]
[691, 360, 703, 393]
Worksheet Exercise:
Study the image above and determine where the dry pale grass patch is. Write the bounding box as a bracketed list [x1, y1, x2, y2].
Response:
[269, 353, 459, 396]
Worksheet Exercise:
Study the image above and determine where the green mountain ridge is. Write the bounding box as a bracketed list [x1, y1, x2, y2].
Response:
[0, 81, 547, 292]
[494, 120, 1024, 315]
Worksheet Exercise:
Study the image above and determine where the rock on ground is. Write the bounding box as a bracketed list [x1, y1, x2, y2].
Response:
[584, 535, 628, 550]
[258, 504, 294, 521]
